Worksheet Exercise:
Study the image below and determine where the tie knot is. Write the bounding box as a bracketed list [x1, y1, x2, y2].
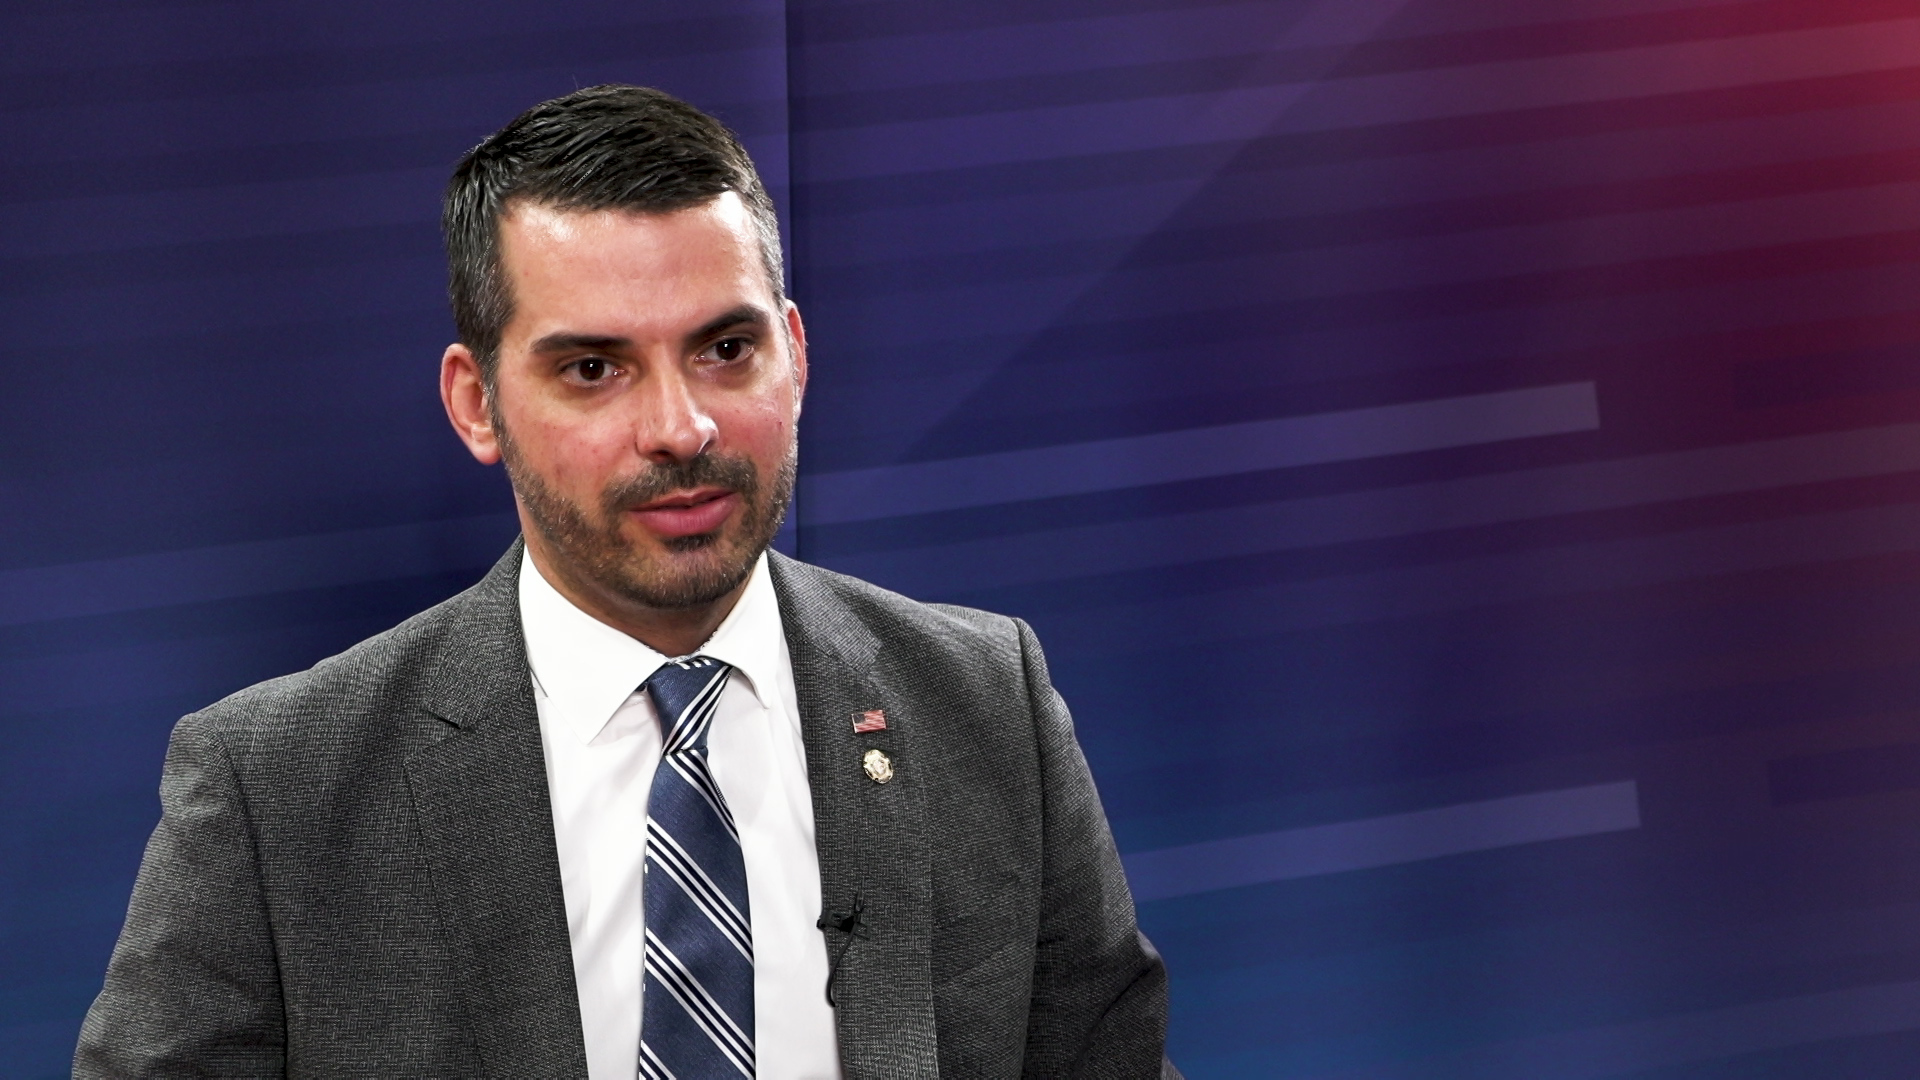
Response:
[643, 656, 732, 754]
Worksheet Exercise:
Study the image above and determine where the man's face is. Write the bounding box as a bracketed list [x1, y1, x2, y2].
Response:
[481, 194, 805, 612]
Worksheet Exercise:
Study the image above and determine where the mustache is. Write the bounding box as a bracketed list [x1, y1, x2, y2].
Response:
[601, 453, 759, 511]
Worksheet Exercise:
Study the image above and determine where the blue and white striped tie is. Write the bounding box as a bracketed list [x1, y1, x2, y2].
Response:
[639, 656, 755, 1079]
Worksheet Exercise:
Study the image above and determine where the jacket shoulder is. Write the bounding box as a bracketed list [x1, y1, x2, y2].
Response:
[770, 552, 1024, 655]
[177, 572, 494, 751]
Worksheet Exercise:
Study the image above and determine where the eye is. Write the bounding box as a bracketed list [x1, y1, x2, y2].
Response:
[573, 357, 612, 382]
[709, 337, 750, 362]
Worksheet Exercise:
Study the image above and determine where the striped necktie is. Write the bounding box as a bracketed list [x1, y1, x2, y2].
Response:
[639, 656, 755, 1079]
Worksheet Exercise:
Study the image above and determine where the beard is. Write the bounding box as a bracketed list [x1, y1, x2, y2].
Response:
[499, 425, 796, 611]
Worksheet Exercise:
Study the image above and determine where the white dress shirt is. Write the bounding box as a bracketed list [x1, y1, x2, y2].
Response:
[519, 548, 843, 1080]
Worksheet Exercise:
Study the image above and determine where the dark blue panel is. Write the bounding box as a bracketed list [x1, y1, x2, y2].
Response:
[785, 0, 1920, 1075]
[14, 0, 1920, 1076]
[0, 2, 788, 1073]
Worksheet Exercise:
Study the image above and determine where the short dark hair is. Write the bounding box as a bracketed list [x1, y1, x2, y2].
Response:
[443, 84, 784, 383]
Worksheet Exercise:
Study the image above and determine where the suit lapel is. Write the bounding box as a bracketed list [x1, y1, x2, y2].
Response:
[398, 546, 940, 1076]
[404, 541, 589, 1077]
[770, 553, 939, 1078]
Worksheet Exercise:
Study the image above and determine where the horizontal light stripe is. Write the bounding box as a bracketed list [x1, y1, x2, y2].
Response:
[800, 188, 1920, 378]
[808, 244, 1920, 420]
[0, 168, 443, 258]
[0, 512, 519, 627]
[2, 58, 788, 170]
[802, 382, 1598, 525]
[1323, 978, 1920, 1080]
[3, 413, 1901, 637]
[1124, 781, 1639, 902]
[814, 99, 1920, 266]
[0, 2, 781, 74]
[0, 258, 447, 351]
[819, 181, 1920, 323]
[827, 422, 1920, 593]
[798, 20, 1920, 180]
[800, 0, 1401, 94]
[1040, 500, 1920, 658]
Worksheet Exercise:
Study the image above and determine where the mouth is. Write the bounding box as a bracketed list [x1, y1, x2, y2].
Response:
[626, 486, 740, 539]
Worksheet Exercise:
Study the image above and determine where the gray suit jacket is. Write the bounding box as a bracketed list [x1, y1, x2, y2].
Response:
[77, 544, 1174, 1078]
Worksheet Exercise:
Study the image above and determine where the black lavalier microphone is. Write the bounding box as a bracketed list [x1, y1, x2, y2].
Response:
[816, 894, 869, 1006]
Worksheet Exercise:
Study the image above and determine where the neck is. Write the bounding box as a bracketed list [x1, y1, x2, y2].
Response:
[522, 537, 751, 658]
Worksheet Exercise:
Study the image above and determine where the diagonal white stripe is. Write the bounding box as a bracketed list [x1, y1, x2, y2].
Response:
[677, 684, 724, 754]
[663, 668, 729, 754]
[646, 962, 752, 1080]
[647, 824, 752, 955]
[646, 929, 754, 1059]
[646, 822, 752, 959]
[659, 662, 724, 748]
[638, 1041, 677, 1080]
[665, 751, 739, 839]
[667, 735, 729, 806]
[646, 929, 753, 1062]
[647, 938, 753, 1072]
[678, 752, 731, 821]
[664, 686, 719, 754]
[645, 930, 754, 1076]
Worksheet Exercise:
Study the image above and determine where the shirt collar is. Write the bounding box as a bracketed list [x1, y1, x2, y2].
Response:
[518, 546, 784, 745]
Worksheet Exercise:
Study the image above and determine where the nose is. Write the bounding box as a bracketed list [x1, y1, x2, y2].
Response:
[633, 365, 718, 464]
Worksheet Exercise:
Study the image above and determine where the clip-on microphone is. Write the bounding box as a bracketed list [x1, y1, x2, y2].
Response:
[816, 894, 868, 1007]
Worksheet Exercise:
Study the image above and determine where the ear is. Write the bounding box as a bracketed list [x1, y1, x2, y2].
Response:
[441, 343, 501, 465]
[784, 301, 809, 415]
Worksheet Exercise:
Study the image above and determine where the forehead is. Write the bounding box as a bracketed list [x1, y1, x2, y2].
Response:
[496, 195, 772, 333]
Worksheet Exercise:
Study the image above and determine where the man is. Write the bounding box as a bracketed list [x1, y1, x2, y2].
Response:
[77, 85, 1173, 1079]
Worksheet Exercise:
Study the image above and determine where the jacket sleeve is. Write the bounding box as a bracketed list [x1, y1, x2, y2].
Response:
[1013, 619, 1180, 1080]
[75, 712, 287, 1078]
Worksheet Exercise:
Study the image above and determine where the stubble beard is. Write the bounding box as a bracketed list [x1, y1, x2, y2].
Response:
[498, 422, 796, 611]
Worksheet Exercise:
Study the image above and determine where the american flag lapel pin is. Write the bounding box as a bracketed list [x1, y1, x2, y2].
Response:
[851, 709, 887, 734]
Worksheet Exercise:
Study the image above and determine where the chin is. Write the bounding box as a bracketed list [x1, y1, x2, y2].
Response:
[661, 530, 724, 555]
[600, 531, 760, 611]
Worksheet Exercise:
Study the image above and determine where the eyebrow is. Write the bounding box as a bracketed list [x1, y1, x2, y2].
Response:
[528, 332, 630, 355]
[689, 305, 772, 345]
[524, 305, 772, 357]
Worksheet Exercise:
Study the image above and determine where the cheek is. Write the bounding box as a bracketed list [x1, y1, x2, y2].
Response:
[720, 398, 798, 461]
[516, 411, 637, 489]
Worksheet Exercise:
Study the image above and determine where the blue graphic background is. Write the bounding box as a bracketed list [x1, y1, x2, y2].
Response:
[9, 1, 1920, 1075]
